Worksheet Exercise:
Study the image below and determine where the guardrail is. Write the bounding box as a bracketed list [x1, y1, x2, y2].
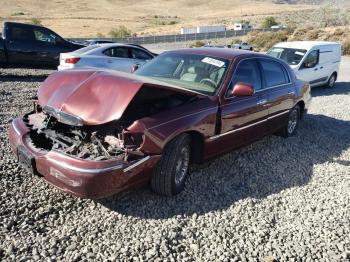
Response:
[70, 28, 282, 45]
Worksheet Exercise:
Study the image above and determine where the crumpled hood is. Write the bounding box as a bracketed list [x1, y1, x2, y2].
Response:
[38, 69, 201, 125]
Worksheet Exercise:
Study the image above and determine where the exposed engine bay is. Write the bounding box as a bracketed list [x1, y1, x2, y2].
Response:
[23, 87, 195, 161]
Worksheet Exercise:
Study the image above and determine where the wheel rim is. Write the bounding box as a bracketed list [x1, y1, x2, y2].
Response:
[174, 146, 190, 185]
[288, 109, 298, 134]
[329, 75, 335, 88]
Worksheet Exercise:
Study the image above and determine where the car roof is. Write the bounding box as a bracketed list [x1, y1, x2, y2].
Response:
[164, 48, 264, 60]
[273, 41, 340, 49]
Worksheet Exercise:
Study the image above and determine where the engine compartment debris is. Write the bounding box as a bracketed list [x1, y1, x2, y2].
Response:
[23, 112, 144, 161]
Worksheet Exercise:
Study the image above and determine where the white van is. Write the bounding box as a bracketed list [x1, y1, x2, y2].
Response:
[267, 41, 341, 88]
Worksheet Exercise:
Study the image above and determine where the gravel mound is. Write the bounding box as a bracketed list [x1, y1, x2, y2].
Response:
[0, 68, 349, 261]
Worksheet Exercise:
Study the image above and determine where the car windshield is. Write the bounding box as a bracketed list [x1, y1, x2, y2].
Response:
[135, 52, 230, 95]
[267, 47, 307, 65]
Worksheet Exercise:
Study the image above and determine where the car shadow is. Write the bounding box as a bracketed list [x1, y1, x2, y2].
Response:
[99, 114, 350, 219]
[311, 82, 350, 97]
[0, 74, 50, 83]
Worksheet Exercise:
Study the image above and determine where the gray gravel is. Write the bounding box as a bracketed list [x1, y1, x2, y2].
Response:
[0, 66, 349, 262]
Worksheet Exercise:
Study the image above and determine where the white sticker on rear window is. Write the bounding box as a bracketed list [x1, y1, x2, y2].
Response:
[295, 51, 305, 56]
[202, 57, 225, 67]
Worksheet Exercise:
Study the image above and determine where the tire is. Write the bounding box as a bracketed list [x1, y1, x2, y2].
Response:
[279, 105, 300, 138]
[151, 134, 191, 196]
[326, 73, 336, 88]
[249, 47, 253, 51]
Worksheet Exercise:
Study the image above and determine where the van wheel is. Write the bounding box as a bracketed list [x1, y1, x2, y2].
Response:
[279, 105, 300, 138]
[151, 134, 190, 196]
[327, 73, 336, 88]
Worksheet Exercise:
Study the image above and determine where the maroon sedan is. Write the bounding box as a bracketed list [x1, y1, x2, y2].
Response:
[8, 48, 311, 199]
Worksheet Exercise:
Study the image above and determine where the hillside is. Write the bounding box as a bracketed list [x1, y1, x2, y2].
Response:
[0, 0, 318, 37]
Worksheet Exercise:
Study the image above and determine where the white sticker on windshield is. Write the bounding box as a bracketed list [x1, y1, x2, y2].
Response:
[202, 57, 225, 67]
[295, 51, 305, 56]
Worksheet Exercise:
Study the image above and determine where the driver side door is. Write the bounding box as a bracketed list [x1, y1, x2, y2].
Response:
[212, 58, 269, 155]
[297, 49, 325, 85]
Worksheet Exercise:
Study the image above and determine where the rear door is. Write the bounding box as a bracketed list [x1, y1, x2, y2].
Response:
[5, 24, 37, 66]
[102, 46, 135, 72]
[129, 47, 153, 66]
[258, 58, 295, 133]
[213, 58, 269, 154]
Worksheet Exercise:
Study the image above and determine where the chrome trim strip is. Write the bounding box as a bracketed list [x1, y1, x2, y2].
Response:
[46, 157, 125, 174]
[208, 118, 267, 140]
[12, 120, 22, 136]
[268, 110, 289, 119]
[208, 110, 290, 141]
[123, 156, 151, 172]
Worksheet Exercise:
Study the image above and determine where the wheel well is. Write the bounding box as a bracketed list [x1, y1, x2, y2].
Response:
[186, 131, 204, 164]
[297, 101, 305, 119]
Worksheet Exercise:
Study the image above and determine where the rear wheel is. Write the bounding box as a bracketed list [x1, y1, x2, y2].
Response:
[151, 134, 191, 196]
[279, 105, 300, 138]
[326, 73, 336, 88]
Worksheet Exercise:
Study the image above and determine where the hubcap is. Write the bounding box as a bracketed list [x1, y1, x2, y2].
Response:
[288, 109, 298, 134]
[174, 146, 190, 185]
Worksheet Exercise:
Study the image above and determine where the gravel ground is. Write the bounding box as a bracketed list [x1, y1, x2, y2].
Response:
[0, 64, 349, 262]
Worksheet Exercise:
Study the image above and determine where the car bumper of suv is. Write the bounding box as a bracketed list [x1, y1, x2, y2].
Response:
[8, 118, 160, 199]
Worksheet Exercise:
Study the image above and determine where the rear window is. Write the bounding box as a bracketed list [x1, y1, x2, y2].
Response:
[260, 59, 289, 87]
[72, 45, 100, 54]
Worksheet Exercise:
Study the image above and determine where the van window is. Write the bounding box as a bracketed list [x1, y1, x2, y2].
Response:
[267, 47, 307, 66]
[260, 59, 289, 87]
[302, 50, 319, 69]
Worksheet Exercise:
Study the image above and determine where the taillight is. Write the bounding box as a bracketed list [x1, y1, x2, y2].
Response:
[65, 57, 80, 64]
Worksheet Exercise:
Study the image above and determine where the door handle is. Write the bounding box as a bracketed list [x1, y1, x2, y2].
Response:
[314, 68, 318, 71]
[320, 66, 324, 69]
[257, 99, 268, 105]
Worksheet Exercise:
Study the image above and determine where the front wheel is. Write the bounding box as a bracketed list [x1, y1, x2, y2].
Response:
[326, 73, 336, 88]
[151, 134, 191, 196]
[279, 105, 300, 138]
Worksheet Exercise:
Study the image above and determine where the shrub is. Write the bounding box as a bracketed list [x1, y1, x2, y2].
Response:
[31, 18, 42, 26]
[11, 12, 25, 16]
[247, 31, 288, 51]
[342, 39, 350, 55]
[108, 25, 132, 38]
[306, 29, 323, 40]
[190, 40, 205, 48]
[96, 32, 105, 38]
[261, 16, 278, 29]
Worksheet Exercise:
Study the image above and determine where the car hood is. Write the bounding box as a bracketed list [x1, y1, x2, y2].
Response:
[38, 69, 203, 125]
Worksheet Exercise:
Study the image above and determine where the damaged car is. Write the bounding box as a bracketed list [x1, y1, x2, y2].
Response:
[8, 48, 312, 199]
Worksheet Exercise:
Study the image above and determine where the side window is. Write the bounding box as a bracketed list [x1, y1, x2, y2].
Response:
[260, 59, 288, 88]
[131, 48, 153, 60]
[33, 29, 57, 44]
[302, 50, 319, 68]
[104, 47, 130, 58]
[227, 59, 262, 97]
[10, 26, 34, 41]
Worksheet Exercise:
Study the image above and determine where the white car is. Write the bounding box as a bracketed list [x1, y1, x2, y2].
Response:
[232, 42, 254, 51]
[58, 43, 156, 72]
[267, 41, 341, 88]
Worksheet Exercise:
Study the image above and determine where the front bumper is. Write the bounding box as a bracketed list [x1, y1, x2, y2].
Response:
[8, 118, 160, 199]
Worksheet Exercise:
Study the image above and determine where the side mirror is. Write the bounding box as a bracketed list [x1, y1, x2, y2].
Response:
[131, 64, 139, 73]
[232, 82, 254, 97]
